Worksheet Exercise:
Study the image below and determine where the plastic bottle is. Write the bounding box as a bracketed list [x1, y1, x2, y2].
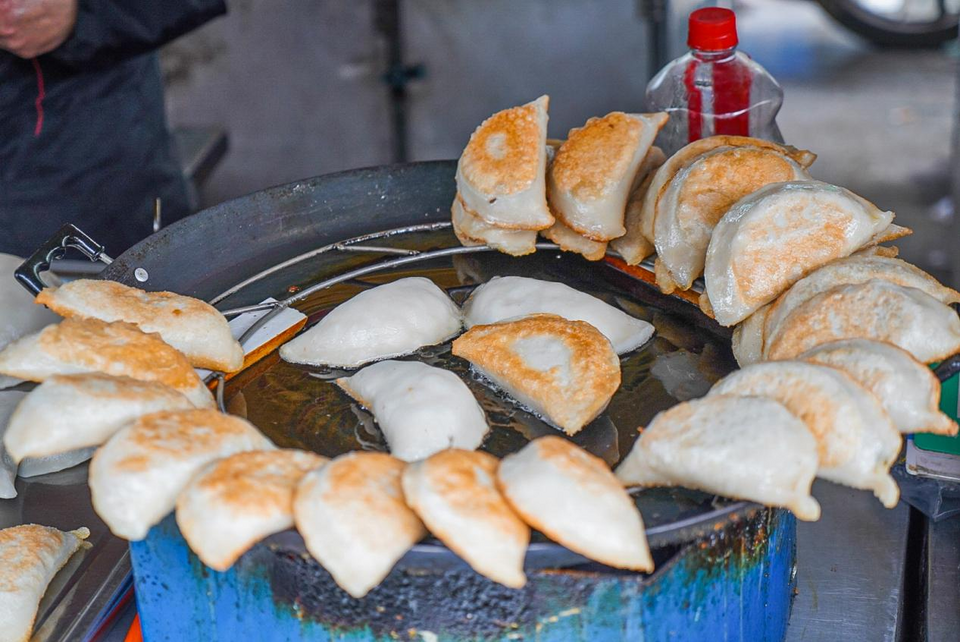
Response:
[645, 7, 784, 156]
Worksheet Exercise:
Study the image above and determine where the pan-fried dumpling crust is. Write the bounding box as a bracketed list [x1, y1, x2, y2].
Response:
[452, 314, 621, 436]
[540, 219, 607, 261]
[548, 112, 668, 241]
[176, 449, 326, 571]
[89, 409, 273, 540]
[402, 450, 529, 588]
[801, 339, 957, 436]
[498, 436, 653, 571]
[280, 277, 462, 368]
[703, 181, 895, 326]
[0, 318, 214, 408]
[452, 194, 537, 256]
[762, 255, 960, 360]
[295, 452, 425, 598]
[3, 374, 193, 462]
[336, 360, 488, 462]
[654, 146, 813, 294]
[616, 395, 820, 520]
[462, 276, 654, 354]
[767, 280, 960, 364]
[731, 309, 767, 367]
[610, 147, 666, 265]
[0, 524, 89, 642]
[35, 280, 244, 372]
[709, 361, 902, 507]
[457, 96, 553, 230]
[636, 137, 815, 253]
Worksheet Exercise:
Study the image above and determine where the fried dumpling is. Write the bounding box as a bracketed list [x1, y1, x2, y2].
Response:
[453, 314, 620, 435]
[456, 96, 553, 230]
[609, 147, 667, 265]
[540, 220, 608, 261]
[280, 277, 461, 368]
[0, 318, 214, 408]
[4, 374, 193, 462]
[654, 146, 813, 294]
[452, 194, 537, 256]
[615, 395, 820, 520]
[635, 137, 815, 258]
[709, 361, 901, 507]
[336, 360, 488, 461]
[800, 339, 957, 436]
[730, 310, 767, 367]
[89, 409, 273, 540]
[761, 255, 960, 360]
[767, 280, 960, 364]
[176, 449, 325, 571]
[295, 452, 425, 598]
[36, 280, 244, 372]
[547, 112, 668, 241]
[462, 276, 654, 354]
[498, 436, 653, 571]
[0, 524, 89, 642]
[703, 181, 895, 326]
[0, 254, 60, 390]
[0, 390, 25, 498]
[402, 450, 529, 588]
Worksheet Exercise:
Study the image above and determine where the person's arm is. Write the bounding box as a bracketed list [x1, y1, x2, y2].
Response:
[0, 0, 226, 66]
[51, 0, 226, 68]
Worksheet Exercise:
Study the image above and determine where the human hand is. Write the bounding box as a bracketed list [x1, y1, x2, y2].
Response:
[0, 0, 77, 58]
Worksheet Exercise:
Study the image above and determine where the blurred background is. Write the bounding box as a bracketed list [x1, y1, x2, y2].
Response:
[159, 0, 959, 282]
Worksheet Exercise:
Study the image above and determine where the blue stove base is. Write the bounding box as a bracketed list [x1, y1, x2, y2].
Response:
[130, 508, 796, 641]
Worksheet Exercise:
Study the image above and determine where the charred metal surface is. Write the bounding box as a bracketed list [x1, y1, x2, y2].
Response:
[131, 508, 795, 641]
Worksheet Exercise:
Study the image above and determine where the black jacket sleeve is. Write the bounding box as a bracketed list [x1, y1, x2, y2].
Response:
[46, 0, 226, 69]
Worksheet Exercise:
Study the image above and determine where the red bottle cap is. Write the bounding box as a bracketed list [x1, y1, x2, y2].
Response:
[687, 7, 739, 51]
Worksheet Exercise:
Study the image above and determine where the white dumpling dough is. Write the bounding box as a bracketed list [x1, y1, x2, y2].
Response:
[336, 360, 488, 462]
[280, 277, 461, 368]
[616, 395, 821, 521]
[709, 361, 902, 507]
[462, 276, 654, 354]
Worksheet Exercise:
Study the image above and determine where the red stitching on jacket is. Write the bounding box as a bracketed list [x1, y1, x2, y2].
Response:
[31, 58, 45, 136]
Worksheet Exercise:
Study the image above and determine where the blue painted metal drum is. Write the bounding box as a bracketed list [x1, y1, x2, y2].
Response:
[130, 508, 795, 641]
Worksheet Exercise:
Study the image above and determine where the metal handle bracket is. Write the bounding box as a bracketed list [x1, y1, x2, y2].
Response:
[15, 224, 113, 296]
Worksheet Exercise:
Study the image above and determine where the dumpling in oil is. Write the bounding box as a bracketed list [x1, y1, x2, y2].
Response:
[89, 409, 273, 540]
[616, 395, 820, 521]
[702, 181, 895, 326]
[653, 145, 813, 294]
[176, 449, 326, 571]
[498, 436, 653, 572]
[295, 452, 425, 598]
[402, 450, 529, 588]
[766, 280, 960, 364]
[336, 360, 488, 462]
[280, 277, 461, 368]
[456, 96, 553, 230]
[761, 255, 960, 360]
[452, 194, 537, 257]
[547, 112, 667, 241]
[462, 276, 654, 354]
[800, 339, 957, 436]
[452, 314, 621, 436]
[709, 361, 902, 507]
[609, 147, 667, 265]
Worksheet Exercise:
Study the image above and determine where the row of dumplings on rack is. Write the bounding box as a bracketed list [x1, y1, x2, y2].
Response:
[451, 96, 960, 514]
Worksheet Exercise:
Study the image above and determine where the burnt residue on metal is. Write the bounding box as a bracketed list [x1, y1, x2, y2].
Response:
[266, 545, 679, 638]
